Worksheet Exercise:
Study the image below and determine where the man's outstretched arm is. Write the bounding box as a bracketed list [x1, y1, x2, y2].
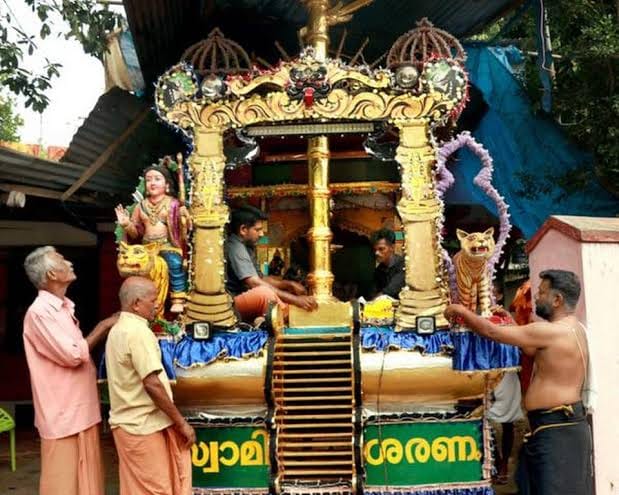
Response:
[445, 304, 554, 349]
[244, 275, 317, 311]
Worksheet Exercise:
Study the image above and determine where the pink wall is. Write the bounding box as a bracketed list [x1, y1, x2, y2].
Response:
[529, 229, 586, 320]
[529, 224, 619, 495]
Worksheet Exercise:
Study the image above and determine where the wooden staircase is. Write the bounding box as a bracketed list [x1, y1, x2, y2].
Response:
[272, 330, 356, 494]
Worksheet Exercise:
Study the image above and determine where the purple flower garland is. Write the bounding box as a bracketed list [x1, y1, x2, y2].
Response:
[436, 131, 511, 299]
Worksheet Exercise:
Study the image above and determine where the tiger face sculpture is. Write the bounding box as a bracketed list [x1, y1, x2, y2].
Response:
[453, 228, 495, 316]
[117, 241, 168, 318]
[117, 242, 154, 277]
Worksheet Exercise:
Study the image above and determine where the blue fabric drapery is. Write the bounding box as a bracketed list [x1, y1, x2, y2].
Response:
[447, 45, 618, 238]
[451, 330, 520, 371]
[361, 326, 453, 355]
[98, 340, 178, 381]
[364, 487, 493, 495]
[361, 326, 520, 372]
[159, 339, 178, 379]
[173, 331, 268, 368]
[99, 331, 268, 381]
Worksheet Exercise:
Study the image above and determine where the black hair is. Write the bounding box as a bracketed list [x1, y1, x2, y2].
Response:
[143, 164, 177, 196]
[539, 269, 581, 309]
[230, 205, 267, 234]
[371, 228, 396, 246]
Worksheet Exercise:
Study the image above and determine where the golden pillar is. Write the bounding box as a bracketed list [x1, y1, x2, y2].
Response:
[306, 136, 334, 301]
[303, 0, 330, 61]
[395, 122, 450, 328]
[303, 0, 336, 302]
[185, 128, 237, 327]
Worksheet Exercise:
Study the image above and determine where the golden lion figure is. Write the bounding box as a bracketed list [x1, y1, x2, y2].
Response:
[453, 228, 495, 317]
[116, 241, 169, 319]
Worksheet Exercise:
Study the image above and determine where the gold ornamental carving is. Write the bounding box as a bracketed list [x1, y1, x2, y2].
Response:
[395, 123, 450, 328]
[163, 87, 452, 132]
[184, 129, 236, 326]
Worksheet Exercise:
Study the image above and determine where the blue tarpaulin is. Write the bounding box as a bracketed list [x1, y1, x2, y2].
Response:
[446, 45, 618, 238]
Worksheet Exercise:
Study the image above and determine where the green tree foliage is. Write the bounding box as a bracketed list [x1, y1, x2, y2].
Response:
[0, 93, 24, 141]
[0, 1, 122, 112]
[498, 0, 619, 197]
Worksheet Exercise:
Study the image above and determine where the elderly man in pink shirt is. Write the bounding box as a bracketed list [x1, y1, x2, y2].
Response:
[22, 246, 118, 495]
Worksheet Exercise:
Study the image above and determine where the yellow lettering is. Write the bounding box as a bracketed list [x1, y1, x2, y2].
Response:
[203, 441, 220, 473]
[404, 438, 431, 463]
[191, 441, 220, 473]
[219, 441, 240, 466]
[431, 436, 453, 462]
[191, 442, 209, 467]
[366, 433, 481, 466]
[364, 439, 383, 465]
[382, 438, 403, 464]
[240, 441, 263, 466]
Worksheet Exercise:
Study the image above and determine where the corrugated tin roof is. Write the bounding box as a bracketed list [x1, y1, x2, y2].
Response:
[123, 0, 524, 87]
[0, 145, 116, 200]
[58, 87, 185, 203]
[1, 87, 184, 208]
[62, 87, 149, 179]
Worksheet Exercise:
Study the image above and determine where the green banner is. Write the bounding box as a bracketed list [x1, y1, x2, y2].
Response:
[363, 420, 483, 486]
[191, 426, 269, 488]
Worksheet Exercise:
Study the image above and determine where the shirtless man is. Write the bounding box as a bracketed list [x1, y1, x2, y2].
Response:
[445, 269, 592, 495]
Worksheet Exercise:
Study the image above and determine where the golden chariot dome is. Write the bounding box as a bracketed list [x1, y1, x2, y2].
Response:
[387, 17, 466, 69]
[181, 27, 252, 76]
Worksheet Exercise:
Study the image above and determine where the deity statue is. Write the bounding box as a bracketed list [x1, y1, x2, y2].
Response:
[115, 156, 191, 314]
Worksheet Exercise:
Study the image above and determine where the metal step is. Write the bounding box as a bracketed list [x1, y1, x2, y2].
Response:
[273, 368, 350, 375]
[280, 469, 352, 476]
[278, 432, 351, 438]
[280, 441, 352, 447]
[273, 375, 352, 383]
[277, 341, 351, 348]
[274, 350, 351, 357]
[272, 330, 355, 489]
[273, 386, 352, 393]
[281, 451, 353, 457]
[282, 404, 352, 410]
[278, 413, 352, 420]
[273, 359, 351, 366]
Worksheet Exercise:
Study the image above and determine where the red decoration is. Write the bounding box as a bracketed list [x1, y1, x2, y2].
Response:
[303, 87, 315, 108]
[488, 310, 515, 326]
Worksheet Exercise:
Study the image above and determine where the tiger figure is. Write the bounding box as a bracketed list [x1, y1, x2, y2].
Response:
[116, 241, 168, 319]
[453, 227, 495, 316]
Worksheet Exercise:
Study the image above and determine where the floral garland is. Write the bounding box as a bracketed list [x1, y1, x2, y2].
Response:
[436, 131, 511, 298]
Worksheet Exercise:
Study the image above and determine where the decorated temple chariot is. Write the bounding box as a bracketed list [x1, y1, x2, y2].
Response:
[112, 2, 520, 494]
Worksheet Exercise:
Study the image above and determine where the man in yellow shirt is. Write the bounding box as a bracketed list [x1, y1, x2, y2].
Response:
[106, 276, 195, 495]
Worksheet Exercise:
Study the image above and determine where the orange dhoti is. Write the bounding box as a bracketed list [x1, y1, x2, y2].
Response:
[112, 426, 191, 495]
[234, 285, 286, 322]
[40, 423, 104, 495]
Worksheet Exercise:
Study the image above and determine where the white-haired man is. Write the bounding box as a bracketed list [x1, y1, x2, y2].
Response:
[22, 246, 118, 495]
[106, 276, 195, 495]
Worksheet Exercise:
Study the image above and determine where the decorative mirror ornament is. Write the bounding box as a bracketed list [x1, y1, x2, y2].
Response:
[421, 60, 466, 101]
[394, 64, 419, 89]
[156, 65, 198, 111]
[200, 74, 226, 101]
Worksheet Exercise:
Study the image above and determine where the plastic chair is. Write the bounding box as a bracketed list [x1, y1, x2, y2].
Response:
[0, 407, 16, 471]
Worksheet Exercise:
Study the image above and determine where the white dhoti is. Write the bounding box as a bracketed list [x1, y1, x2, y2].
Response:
[488, 371, 524, 423]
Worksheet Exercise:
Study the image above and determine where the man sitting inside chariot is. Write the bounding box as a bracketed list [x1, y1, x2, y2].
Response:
[370, 228, 405, 300]
[225, 205, 317, 322]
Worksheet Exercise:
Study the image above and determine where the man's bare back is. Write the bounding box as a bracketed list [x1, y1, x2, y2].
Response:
[524, 315, 588, 410]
